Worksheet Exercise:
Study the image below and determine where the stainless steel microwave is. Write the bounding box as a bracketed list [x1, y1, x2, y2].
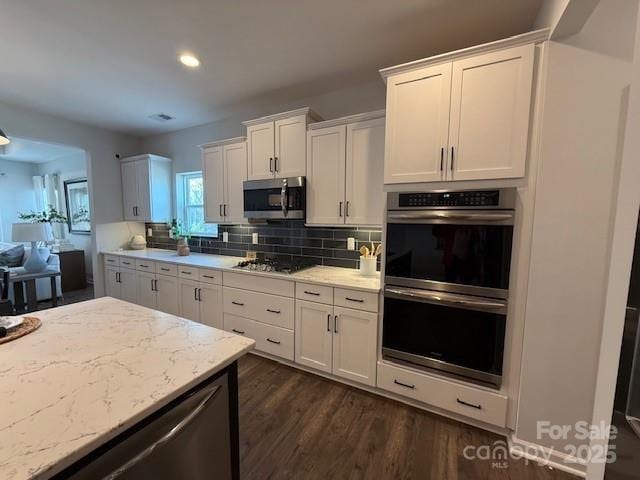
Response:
[243, 177, 306, 220]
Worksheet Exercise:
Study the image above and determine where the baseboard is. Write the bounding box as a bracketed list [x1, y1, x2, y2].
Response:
[508, 434, 587, 477]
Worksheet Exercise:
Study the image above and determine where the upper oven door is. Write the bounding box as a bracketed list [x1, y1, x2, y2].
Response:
[243, 177, 305, 219]
[385, 210, 514, 298]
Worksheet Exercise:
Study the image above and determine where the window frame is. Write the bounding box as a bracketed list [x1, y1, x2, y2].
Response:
[176, 171, 218, 238]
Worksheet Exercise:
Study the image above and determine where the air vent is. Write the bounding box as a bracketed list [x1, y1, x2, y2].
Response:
[148, 113, 174, 122]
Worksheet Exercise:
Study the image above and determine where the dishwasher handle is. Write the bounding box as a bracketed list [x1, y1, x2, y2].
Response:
[104, 383, 222, 479]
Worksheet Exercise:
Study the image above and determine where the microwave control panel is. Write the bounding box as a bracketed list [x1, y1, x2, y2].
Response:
[398, 190, 501, 208]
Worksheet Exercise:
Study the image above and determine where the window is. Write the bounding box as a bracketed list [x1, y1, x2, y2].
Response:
[176, 172, 218, 237]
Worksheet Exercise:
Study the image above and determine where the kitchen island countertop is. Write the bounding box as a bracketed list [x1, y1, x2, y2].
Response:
[0, 297, 254, 480]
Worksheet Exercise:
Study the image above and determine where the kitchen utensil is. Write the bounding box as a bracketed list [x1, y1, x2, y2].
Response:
[359, 246, 370, 257]
[374, 244, 383, 257]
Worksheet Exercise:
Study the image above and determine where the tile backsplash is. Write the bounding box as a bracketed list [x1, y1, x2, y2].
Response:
[146, 221, 382, 269]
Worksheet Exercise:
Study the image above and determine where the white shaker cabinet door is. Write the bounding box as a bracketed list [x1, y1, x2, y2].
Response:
[199, 283, 223, 330]
[134, 159, 151, 221]
[345, 117, 385, 226]
[247, 122, 275, 180]
[121, 161, 139, 221]
[295, 300, 334, 373]
[118, 268, 139, 305]
[223, 142, 248, 224]
[384, 63, 452, 184]
[155, 274, 180, 316]
[203, 146, 225, 223]
[448, 44, 534, 181]
[305, 125, 346, 225]
[104, 266, 121, 299]
[332, 306, 377, 386]
[136, 270, 157, 310]
[179, 279, 201, 322]
[274, 114, 307, 178]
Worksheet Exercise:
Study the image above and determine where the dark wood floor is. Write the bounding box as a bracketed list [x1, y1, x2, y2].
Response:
[35, 285, 95, 311]
[238, 355, 576, 480]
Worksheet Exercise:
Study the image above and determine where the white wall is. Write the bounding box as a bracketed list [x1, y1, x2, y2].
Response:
[535, 0, 571, 29]
[36, 151, 93, 280]
[141, 80, 385, 178]
[516, 0, 638, 466]
[0, 159, 38, 242]
[0, 100, 142, 296]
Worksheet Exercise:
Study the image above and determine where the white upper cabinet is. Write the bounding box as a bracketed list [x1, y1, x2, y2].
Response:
[345, 117, 385, 225]
[201, 138, 247, 224]
[243, 108, 321, 180]
[384, 63, 452, 184]
[381, 37, 539, 184]
[306, 125, 346, 225]
[448, 44, 534, 181]
[306, 111, 385, 227]
[121, 154, 172, 222]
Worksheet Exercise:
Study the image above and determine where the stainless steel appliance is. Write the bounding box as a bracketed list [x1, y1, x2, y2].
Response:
[382, 188, 516, 387]
[243, 176, 305, 220]
[234, 258, 314, 274]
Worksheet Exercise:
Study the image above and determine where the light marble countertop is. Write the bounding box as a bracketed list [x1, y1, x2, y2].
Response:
[104, 249, 381, 292]
[0, 297, 254, 480]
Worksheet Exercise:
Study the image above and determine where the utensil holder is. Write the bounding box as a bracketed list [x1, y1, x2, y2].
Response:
[359, 256, 377, 277]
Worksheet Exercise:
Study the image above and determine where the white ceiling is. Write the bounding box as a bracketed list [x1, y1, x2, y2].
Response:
[0, 137, 84, 164]
[0, 0, 544, 136]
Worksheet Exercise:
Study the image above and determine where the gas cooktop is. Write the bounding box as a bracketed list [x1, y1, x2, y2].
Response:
[233, 258, 315, 275]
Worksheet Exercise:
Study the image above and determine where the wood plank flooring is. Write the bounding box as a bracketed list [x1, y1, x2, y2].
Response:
[238, 354, 577, 480]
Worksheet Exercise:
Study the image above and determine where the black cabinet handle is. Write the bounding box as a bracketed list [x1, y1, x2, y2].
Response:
[150, 279, 155, 292]
[345, 297, 364, 303]
[198, 288, 202, 302]
[267, 338, 281, 345]
[345, 201, 350, 217]
[224, 204, 227, 216]
[304, 290, 320, 296]
[334, 315, 338, 334]
[160, 267, 170, 272]
[231, 301, 244, 306]
[139, 264, 149, 268]
[394, 379, 415, 389]
[440, 147, 444, 171]
[451, 146, 454, 171]
[339, 201, 343, 217]
[194, 288, 198, 301]
[327, 314, 331, 332]
[274, 156, 278, 172]
[181, 271, 192, 275]
[456, 398, 482, 410]
[202, 275, 215, 279]
[266, 309, 281, 314]
[232, 329, 245, 334]
[154, 280, 158, 292]
[269, 157, 274, 173]
[219, 204, 223, 217]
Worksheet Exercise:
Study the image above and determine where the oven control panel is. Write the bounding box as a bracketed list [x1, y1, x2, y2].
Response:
[398, 190, 501, 208]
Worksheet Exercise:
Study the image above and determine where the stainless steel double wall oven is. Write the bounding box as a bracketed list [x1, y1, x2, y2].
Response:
[383, 189, 516, 387]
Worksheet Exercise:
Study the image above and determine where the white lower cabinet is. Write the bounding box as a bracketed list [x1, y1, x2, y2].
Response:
[253, 321, 295, 361]
[223, 313, 254, 338]
[118, 268, 138, 304]
[155, 274, 180, 316]
[198, 283, 223, 329]
[136, 271, 157, 310]
[295, 300, 377, 386]
[295, 300, 333, 373]
[105, 266, 120, 299]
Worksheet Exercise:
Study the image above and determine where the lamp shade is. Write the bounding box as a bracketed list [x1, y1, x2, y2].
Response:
[12, 223, 54, 242]
[0, 128, 9, 146]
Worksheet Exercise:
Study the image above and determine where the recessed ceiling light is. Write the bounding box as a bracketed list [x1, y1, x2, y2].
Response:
[179, 54, 200, 68]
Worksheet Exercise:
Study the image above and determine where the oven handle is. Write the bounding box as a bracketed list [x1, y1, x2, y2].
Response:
[384, 287, 507, 314]
[387, 211, 514, 224]
[281, 184, 288, 218]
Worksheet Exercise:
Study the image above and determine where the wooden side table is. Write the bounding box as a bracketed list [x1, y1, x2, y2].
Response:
[55, 249, 87, 292]
[9, 267, 61, 313]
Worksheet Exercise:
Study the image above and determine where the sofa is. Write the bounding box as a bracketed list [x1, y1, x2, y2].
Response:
[5, 247, 61, 303]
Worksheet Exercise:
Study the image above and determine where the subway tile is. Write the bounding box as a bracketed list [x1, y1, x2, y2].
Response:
[323, 258, 358, 269]
[273, 246, 302, 255]
[332, 249, 361, 260]
[369, 231, 382, 242]
[323, 239, 345, 249]
[333, 230, 369, 241]
[302, 247, 332, 257]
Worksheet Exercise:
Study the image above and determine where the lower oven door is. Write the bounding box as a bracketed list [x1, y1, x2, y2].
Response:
[382, 286, 507, 387]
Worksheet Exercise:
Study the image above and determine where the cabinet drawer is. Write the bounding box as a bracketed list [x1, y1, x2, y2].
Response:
[223, 271, 294, 297]
[119, 258, 136, 269]
[377, 361, 508, 428]
[253, 321, 294, 361]
[199, 268, 222, 285]
[178, 265, 199, 279]
[104, 255, 120, 267]
[135, 259, 155, 272]
[223, 313, 255, 338]
[223, 287, 294, 329]
[155, 263, 177, 277]
[296, 282, 333, 305]
[334, 288, 378, 312]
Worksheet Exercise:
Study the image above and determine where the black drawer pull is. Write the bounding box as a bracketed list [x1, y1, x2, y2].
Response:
[266, 338, 281, 345]
[122, 261, 131, 265]
[456, 398, 482, 410]
[232, 329, 245, 334]
[304, 290, 320, 296]
[231, 301, 245, 306]
[202, 275, 215, 279]
[266, 309, 281, 314]
[160, 267, 171, 272]
[345, 297, 364, 303]
[181, 271, 192, 275]
[139, 264, 149, 268]
[394, 379, 415, 389]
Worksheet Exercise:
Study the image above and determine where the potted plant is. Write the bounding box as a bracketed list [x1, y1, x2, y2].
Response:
[18, 205, 68, 245]
[168, 219, 191, 256]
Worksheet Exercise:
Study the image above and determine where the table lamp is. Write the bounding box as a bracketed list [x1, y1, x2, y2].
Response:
[12, 223, 54, 272]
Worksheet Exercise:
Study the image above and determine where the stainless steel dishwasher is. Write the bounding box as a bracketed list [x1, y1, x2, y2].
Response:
[66, 373, 233, 480]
